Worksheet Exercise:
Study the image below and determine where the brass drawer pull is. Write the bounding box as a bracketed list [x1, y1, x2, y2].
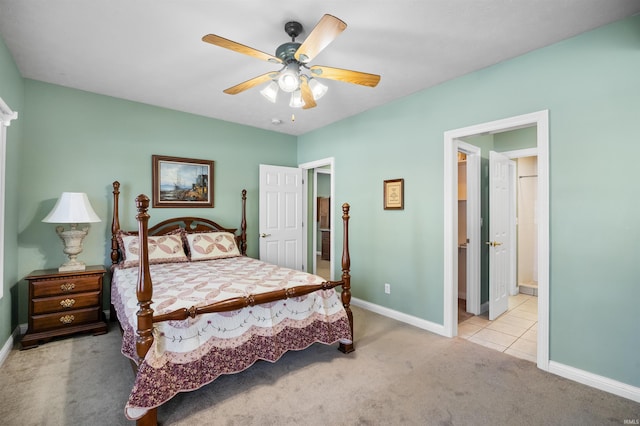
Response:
[59, 315, 75, 324]
[60, 298, 76, 308]
[60, 282, 76, 292]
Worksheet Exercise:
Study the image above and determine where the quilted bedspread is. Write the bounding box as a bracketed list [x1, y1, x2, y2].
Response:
[111, 256, 351, 420]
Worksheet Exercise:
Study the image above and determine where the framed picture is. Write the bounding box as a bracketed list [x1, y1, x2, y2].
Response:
[383, 178, 404, 210]
[152, 155, 214, 208]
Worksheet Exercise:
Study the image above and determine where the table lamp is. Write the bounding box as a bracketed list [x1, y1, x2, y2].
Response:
[42, 192, 101, 272]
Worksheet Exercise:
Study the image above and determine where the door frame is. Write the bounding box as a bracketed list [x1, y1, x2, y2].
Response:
[457, 141, 481, 316]
[299, 157, 335, 280]
[443, 110, 549, 371]
[501, 147, 538, 297]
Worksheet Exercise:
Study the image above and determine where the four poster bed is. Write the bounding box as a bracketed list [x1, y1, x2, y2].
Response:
[109, 181, 354, 425]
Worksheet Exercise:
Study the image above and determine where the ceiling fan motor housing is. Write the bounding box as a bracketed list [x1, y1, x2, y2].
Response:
[276, 42, 302, 63]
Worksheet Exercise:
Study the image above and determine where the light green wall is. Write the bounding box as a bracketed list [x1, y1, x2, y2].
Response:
[299, 16, 640, 387]
[494, 125, 537, 151]
[17, 80, 297, 322]
[2, 15, 639, 392]
[0, 34, 24, 343]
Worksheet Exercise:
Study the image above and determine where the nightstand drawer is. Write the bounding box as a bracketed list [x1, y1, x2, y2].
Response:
[32, 307, 102, 331]
[22, 265, 107, 349]
[32, 291, 100, 315]
[32, 275, 101, 297]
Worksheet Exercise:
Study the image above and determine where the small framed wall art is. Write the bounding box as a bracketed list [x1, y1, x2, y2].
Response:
[383, 178, 404, 210]
[152, 155, 214, 208]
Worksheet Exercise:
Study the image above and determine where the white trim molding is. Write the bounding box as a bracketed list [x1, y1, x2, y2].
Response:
[299, 157, 335, 280]
[0, 97, 17, 301]
[443, 110, 550, 371]
[0, 97, 18, 125]
[549, 361, 640, 403]
[352, 297, 446, 336]
[351, 301, 640, 404]
[0, 326, 22, 367]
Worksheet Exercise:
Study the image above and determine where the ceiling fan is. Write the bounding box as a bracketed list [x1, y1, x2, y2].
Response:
[202, 14, 381, 109]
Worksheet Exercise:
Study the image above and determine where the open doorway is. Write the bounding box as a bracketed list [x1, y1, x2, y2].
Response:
[315, 169, 332, 280]
[456, 140, 539, 363]
[443, 110, 549, 371]
[299, 158, 335, 282]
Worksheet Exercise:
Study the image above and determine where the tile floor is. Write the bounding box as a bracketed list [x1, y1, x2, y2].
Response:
[458, 293, 538, 363]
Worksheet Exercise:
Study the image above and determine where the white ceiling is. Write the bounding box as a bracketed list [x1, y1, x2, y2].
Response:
[1, 1, 639, 136]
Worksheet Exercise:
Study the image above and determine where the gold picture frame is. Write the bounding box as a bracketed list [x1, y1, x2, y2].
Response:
[152, 155, 214, 208]
[383, 178, 404, 210]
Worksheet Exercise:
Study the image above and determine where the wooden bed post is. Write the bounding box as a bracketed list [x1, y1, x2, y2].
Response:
[338, 203, 354, 354]
[110, 181, 121, 323]
[134, 194, 158, 426]
[240, 189, 247, 255]
[135, 194, 154, 358]
[111, 181, 121, 266]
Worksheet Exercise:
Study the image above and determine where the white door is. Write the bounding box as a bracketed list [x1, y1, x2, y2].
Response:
[488, 151, 513, 320]
[259, 164, 304, 270]
[462, 145, 481, 316]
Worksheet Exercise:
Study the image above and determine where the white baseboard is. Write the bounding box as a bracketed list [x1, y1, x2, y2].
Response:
[0, 325, 21, 367]
[351, 298, 640, 404]
[351, 297, 447, 336]
[549, 361, 640, 403]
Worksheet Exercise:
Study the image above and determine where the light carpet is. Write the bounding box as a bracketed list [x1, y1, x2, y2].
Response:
[0, 307, 638, 425]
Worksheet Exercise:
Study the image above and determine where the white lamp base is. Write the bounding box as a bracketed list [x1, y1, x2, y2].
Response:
[58, 260, 87, 272]
[55, 224, 89, 272]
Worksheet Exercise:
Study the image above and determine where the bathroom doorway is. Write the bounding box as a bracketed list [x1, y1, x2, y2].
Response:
[456, 144, 539, 363]
[443, 110, 549, 371]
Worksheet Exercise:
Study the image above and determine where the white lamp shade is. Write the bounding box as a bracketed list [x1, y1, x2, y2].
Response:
[260, 81, 279, 103]
[309, 78, 328, 100]
[42, 192, 101, 223]
[289, 90, 304, 108]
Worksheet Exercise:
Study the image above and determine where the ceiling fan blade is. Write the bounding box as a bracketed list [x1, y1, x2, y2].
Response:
[294, 14, 347, 63]
[203, 34, 282, 64]
[309, 65, 381, 87]
[223, 72, 277, 95]
[300, 76, 317, 110]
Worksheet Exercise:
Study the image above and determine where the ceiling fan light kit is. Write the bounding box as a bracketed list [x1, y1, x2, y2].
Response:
[289, 90, 304, 108]
[202, 14, 381, 110]
[260, 81, 279, 103]
[308, 78, 328, 100]
[277, 63, 301, 92]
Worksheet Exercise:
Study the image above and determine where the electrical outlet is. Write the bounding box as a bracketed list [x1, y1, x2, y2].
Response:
[384, 283, 391, 294]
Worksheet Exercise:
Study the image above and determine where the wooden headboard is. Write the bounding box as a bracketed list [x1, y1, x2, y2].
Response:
[110, 181, 247, 266]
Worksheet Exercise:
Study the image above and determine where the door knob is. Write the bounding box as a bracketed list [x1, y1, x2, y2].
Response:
[260, 233, 271, 238]
[485, 241, 503, 247]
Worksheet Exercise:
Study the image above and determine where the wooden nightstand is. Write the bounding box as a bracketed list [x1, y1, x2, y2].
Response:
[21, 265, 108, 349]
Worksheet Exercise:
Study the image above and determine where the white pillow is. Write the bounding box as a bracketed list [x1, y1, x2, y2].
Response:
[185, 231, 241, 261]
[117, 229, 188, 268]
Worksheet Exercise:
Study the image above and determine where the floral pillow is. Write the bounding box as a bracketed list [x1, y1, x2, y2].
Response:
[117, 229, 188, 268]
[185, 231, 241, 261]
